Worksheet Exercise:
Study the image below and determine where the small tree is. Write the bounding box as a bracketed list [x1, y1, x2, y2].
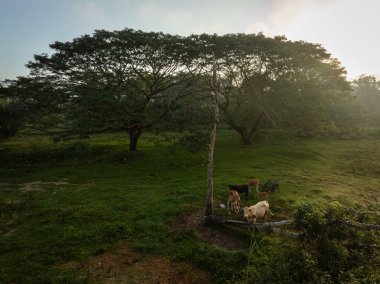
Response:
[206, 54, 219, 217]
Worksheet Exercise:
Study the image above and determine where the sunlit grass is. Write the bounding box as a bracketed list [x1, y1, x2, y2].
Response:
[0, 130, 379, 282]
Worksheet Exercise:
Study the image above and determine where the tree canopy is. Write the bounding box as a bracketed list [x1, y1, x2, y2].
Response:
[5, 28, 362, 149]
[19, 29, 200, 150]
[190, 33, 352, 144]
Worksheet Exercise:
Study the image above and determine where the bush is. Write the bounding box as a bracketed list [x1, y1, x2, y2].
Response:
[291, 202, 379, 283]
[243, 202, 379, 283]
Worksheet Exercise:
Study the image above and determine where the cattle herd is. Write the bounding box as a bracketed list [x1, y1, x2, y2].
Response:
[227, 178, 279, 223]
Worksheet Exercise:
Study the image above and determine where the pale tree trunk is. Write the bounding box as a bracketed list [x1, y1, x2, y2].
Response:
[206, 55, 219, 217]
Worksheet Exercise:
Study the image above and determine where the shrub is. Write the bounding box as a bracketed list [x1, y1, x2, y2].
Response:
[291, 202, 379, 283]
[243, 202, 379, 283]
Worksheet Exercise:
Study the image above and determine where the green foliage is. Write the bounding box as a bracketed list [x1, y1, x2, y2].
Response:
[191, 33, 353, 144]
[0, 84, 26, 140]
[0, 103, 23, 140]
[175, 129, 210, 153]
[246, 242, 332, 284]
[148, 129, 210, 153]
[15, 29, 199, 151]
[246, 201, 380, 284]
[294, 202, 327, 238]
[290, 202, 380, 283]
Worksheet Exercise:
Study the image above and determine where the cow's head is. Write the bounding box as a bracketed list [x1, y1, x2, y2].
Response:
[243, 206, 252, 221]
[242, 207, 248, 219]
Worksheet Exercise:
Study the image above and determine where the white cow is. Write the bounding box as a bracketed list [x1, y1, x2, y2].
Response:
[243, 200, 273, 223]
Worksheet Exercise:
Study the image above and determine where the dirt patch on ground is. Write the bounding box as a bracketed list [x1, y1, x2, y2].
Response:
[19, 180, 96, 191]
[55, 210, 245, 283]
[1, 210, 18, 237]
[57, 244, 209, 284]
[20, 180, 70, 191]
[171, 209, 246, 250]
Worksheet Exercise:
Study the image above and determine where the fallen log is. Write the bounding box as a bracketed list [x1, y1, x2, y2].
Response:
[204, 216, 303, 238]
[205, 216, 292, 227]
[272, 228, 304, 239]
[204, 215, 380, 240]
[347, 243, 380, 249]
[340, 220, 380, 230]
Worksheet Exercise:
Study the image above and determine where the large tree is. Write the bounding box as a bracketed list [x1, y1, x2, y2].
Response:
[21, 29, 199, 151]
[192, 33, 352, 145]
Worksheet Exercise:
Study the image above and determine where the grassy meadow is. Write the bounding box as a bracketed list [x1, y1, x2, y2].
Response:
[0, 130, 379, 283]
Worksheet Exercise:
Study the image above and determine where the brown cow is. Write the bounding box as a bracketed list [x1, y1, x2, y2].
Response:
[227, 189, 241, 217]
[247, 178, 261, 192]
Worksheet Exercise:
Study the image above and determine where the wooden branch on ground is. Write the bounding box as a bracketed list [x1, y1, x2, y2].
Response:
[205, 216, 293, 227]
[330, 220, 380, 231]
[204, 215, 380, 241]
[347, 243, 380, 249]
[272, 228, 304, 239]
[204, 216, 303, 238]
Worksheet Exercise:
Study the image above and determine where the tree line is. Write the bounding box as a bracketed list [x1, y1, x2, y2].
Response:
[1, 28, 379, 150]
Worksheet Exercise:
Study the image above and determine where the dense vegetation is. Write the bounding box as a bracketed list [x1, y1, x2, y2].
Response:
[0, 131, 379, 283]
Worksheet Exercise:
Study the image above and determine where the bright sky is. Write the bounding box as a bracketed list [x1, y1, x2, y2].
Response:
[1, 0, 379, 81]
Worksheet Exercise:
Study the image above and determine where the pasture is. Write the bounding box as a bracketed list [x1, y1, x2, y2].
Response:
[1, 130, 379, 283]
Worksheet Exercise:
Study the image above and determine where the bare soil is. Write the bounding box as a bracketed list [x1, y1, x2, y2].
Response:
[19, 180, 69, 191]
[170, 209, 246, 250]
[57, 244, 209, 284]
[56, 209, 245, 283]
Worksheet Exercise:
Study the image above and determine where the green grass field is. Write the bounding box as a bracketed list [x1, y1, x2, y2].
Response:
[1, 130, 379, 283]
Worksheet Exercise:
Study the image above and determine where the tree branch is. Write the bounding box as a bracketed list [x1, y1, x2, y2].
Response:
[330, 219, 380, 231]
